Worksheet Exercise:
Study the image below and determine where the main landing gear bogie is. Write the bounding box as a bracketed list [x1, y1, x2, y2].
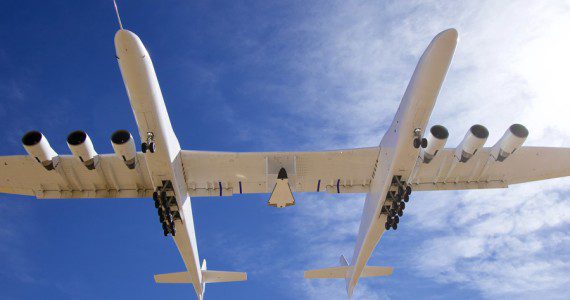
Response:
[154, 180, 180, 237]
[383, 175, 413, 230]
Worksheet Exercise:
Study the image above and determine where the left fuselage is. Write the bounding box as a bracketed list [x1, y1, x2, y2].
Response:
[114, 29, 204, 297]
[114, 30, 181, 185]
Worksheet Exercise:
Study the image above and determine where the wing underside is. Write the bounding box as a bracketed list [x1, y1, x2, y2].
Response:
[0, 154, 154, 199]
[409, 146, 570, 191]
[0, 146, 568, 199]
[181, 147, 380, 197]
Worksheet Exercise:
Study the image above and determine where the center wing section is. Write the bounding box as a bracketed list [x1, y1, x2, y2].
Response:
[181, 147, 380, 197]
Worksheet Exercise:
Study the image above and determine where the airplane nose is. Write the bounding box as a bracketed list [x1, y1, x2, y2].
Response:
[114, 29, 148, 58]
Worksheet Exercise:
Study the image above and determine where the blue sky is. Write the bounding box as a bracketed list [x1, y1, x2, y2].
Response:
[1, 0, 570, 299]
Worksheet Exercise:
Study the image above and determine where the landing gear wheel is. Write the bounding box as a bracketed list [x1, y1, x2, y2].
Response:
[392, 202, 399, 211]
[395, 193, 402, 202]
[413, 138, 421, 149]
[385, 221, 391, 230]
[152, 191, 159, 202]
[421, 138, 428, 148]
[154, 199, 160, 208]
[399, 201, 406, 210]
[397, 207, 404, 217]
[392, 222, 398, 230]
[404, 194, 410, 202]
[149, 142, 156, 153]
[163, 229, 169, 236]
[141, 142, 148, 153]
[406, 185, 412, 196]
[397, 186, 404, 197]
[392, 215, 400, 224]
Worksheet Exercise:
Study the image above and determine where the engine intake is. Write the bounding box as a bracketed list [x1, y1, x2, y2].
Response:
[22, 131, 59, 170]
[111, 130, 137, 169]
[67, 130, 99, 170]
[455, 124, 489, 163]
[421, 125, 449, 163]
[491, 124, 529, 162]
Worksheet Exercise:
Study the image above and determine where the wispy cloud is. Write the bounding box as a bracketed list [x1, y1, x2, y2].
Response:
[236, 0, 570, 298]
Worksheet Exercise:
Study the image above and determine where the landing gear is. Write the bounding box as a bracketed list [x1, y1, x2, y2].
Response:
[382, 176, 414, 231]
[413, 138, 421, 149]
[153, 180, 180, 237]
[412, 128, 428, 149]
[141, 132, 156, 153]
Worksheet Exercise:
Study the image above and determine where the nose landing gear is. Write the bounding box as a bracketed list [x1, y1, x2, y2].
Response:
[413, 128, 428, 149]
[142, 132, 156, 153]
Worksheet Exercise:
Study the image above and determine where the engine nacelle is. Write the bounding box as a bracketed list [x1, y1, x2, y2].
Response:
[421, 125, 449, 163]
[111, 130, 137, 169]
[22, 131, 59, 170]
[67, 130, 99, 170]
[455, 124, 489, 163]
[490, 124, 528, 162]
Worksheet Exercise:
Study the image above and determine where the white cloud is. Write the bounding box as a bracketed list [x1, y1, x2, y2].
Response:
[255, 0, 570, 298]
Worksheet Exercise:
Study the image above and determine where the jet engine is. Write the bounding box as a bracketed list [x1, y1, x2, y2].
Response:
[490, 124, 528, 162]
[67, 130, 99, 170]
[22, 131, 58, 170]
[111, 130, 137, 169]
[455, 124, 489, 163]
[420, 125, 449, 163]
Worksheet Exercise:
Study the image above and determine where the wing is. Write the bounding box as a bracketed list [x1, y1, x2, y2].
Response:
[0, 154, 154, 199]
[181, 147, 380, 197]
[410, 146, 570, 191]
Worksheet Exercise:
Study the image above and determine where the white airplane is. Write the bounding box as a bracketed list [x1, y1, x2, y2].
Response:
[1, 4, 569, 300]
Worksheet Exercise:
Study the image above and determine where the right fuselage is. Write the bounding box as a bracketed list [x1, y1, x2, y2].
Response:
[347, 29, 458, 297]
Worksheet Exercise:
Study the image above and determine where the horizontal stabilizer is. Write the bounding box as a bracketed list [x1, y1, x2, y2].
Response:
[155, 270, 246, 284]
[155, 271, 191, 284]
[202, 270, 247, 283]
[304, 265, 392, 279]
[362, 266, 393, 277]
[305, 266, 349, 279]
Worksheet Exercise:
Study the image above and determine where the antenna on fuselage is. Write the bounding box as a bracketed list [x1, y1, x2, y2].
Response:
[113, 0, 124, 29]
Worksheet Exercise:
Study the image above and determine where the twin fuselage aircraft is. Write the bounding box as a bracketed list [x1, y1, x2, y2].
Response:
[1, 8, 569, 300]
